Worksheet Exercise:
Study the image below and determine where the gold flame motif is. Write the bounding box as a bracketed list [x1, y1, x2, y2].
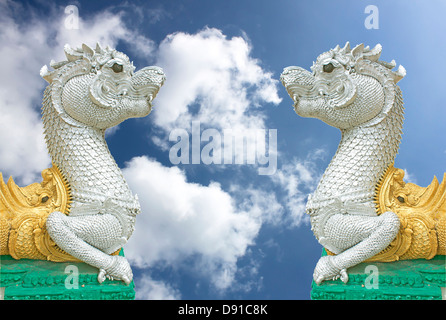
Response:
[368, 165, 446, 261]
[0, 165, 121, 262]
[0, 165, 78, 261]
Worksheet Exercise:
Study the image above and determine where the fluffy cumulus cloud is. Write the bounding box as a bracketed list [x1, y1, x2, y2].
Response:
[0, 1, 52, 184]
[123, 156, 280, 291]
[149, 28, 282, 177]
[135, 274, 181, 300]
[152, 27, 281, 135]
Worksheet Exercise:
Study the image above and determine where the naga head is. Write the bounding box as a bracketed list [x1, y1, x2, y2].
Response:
[280, 42, 406, 129]
[40, 43, 165, 129]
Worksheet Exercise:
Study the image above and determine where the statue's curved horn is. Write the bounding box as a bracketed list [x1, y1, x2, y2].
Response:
[95, 43, 103, 54]
[352, 43, 364, 58]
[64, 44, 83, 62]
[378, 59, 396, 70]
[341, 42, 351, 53]
[40, 65, 53, 83]
[82, 43, 94, 57]
[391, 65, 406, 83]
[364, 44, 382, 62]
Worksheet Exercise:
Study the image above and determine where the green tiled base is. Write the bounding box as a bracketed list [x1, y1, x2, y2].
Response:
[311, 249, 446, 300]
[0, 250, 135, 300]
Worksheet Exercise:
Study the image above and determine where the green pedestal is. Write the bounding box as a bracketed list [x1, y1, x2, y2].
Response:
[311, 249, 446, 300]
[0, 250, 135, 300]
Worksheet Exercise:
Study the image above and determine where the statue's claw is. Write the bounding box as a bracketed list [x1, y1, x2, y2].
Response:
[122, 275, 130, 285]
[340, 268, 348, 283]
[97, 256, 133, 285]
[98, 268, 107, 284]
[315, 275, 325, 285]
[313, 256, 349, 285]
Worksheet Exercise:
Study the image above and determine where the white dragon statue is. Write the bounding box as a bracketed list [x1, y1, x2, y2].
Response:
[0, 43, 165, 284]
[281, 42, 445, 284]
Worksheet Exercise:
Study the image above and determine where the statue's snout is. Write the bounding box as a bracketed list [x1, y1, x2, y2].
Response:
[281, 66, 316, 103]
[130, 66, 166, 102]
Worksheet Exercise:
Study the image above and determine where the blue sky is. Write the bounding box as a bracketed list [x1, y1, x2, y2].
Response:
[0, 0, 445, 300]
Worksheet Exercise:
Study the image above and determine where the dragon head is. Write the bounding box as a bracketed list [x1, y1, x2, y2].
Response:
[280, 42, 406, 129]
[40, 43, 165, 129]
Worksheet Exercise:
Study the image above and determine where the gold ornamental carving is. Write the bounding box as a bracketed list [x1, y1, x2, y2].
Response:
[0, 165, 78, 261]
[1, 166, 121, 262]
[369, 165, 445, 261]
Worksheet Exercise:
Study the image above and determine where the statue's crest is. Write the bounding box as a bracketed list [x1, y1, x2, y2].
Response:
[311, 42, 406, 83]
[40, 43, 134, 84]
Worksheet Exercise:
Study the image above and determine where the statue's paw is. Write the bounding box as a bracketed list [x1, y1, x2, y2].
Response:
[313, 256, 348, 285]
[98, 255, 133, 285]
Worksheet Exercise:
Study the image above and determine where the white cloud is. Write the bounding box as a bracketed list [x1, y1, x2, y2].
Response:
[135, 274, 181, 300]
[149, 27, 282, 176]
[152, 27, 281, 133]
[123, 156, 280, 291]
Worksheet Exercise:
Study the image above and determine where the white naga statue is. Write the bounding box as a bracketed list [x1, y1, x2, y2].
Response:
[0, 44, 165, 284]
[281, 43, 445, 284]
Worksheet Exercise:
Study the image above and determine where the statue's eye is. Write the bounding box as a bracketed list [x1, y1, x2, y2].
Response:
[112, 63, 123, 73]
[323, 63, 334, 73]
